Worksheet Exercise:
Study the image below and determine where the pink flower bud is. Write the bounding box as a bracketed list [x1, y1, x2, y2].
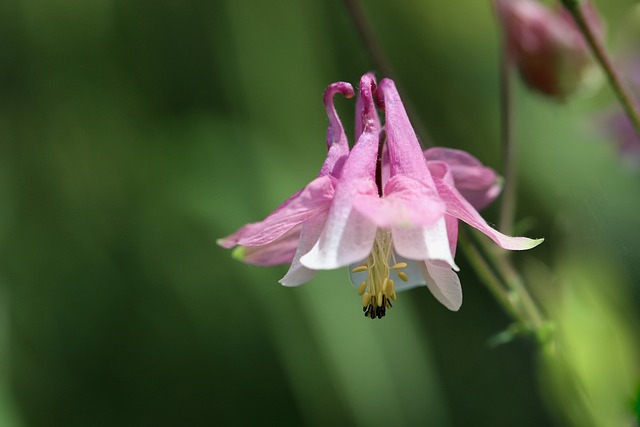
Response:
[496, 0, 603, 99]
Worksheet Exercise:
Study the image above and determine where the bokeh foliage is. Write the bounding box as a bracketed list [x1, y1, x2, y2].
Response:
[0, 0, 638, 426]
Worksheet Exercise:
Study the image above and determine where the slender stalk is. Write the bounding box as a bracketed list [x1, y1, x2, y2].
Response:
[491, 247, 545, 330]
[458, 229, 519, 321]
[342, 0, 432, 146]
[466, 232, 546, 339]
[560, 0, 640, 138]
[493, 37, 541, 332]
[497, 31, 517, 235]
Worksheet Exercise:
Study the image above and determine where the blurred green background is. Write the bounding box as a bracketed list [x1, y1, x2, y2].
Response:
[0, 0, 638, 426]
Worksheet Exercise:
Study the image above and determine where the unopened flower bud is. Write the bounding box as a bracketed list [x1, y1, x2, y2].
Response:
[495, 0, 603, 99]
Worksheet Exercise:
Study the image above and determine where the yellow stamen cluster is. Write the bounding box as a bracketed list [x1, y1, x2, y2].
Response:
[352, 231, 410, 319]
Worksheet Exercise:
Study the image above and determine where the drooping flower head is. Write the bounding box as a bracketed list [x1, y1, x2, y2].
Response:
[219, 74, 543, 318]
[495, 0, 603, 99]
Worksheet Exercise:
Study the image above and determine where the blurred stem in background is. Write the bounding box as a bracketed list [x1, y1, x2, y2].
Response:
[560, 0, 640, 138]
[342, 0, 548, 341]
[343, 0, 432, 146]
[459, 230, 546, 344]
[531, 256, 640, 426]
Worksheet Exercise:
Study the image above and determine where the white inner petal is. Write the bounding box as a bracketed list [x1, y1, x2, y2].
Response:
[420, 260, 462, 311]
[301, 207, 377, 270]
[424, 217, 459, 271]
[391, 217, 458, 271]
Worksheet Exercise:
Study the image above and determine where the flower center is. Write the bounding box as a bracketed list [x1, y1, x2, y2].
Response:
[352, 230, 410, 319]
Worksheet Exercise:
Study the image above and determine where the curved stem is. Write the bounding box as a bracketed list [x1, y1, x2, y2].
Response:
[561, 0, 640, 138]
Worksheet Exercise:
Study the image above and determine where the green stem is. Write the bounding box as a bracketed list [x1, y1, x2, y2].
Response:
[493, 249, 545, 330]
[465, 228, 546, 334]
[458, 229, 520, 321]
[561, 0, 640, 138]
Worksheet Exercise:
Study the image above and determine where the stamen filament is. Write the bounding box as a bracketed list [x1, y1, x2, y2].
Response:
[353, 230, 410, 319]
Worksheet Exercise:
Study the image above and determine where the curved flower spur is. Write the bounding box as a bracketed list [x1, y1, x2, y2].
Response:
[219, 74, 543, 319]
[217, 82, 354, 278]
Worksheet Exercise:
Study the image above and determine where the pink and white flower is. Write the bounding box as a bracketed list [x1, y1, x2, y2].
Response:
[219, 74, 543, 318]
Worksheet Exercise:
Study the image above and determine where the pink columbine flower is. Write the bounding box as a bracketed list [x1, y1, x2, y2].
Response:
[495, 0, 603, 99]
[219, 74, 543, 318]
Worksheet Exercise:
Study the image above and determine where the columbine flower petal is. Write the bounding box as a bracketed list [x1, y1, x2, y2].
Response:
[433, 176, 544, 250]
[321, 82, 355, 177]
[377, 79, 436, 182]
[424, 147, 502, 211]
[420, 260, 463, 311]
[390, 217, 458, 270]
[279, 213, 328, 286]
[218, 82, 354, 266]
[232, 224, 301, 266]
[217, 175, 337, 248]
[353, 175, 445, 228]
[301, 74, 381, 270]
[375, 78, 453, 268]
[424, 159, 460, 257]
